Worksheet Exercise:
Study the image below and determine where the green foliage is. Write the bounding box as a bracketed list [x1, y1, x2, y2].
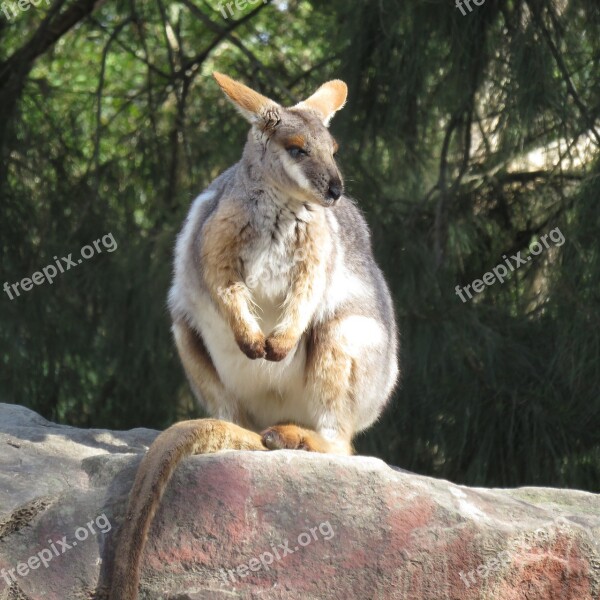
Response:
[1, 0, 598, 491]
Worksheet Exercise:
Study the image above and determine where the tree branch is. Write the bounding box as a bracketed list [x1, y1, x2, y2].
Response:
[527, 0, 600, 147]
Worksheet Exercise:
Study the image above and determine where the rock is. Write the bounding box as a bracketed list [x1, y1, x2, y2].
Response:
[0, 403, 598, 600]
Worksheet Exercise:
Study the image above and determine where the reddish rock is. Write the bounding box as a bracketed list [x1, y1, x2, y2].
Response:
[0, 403, 598, 599]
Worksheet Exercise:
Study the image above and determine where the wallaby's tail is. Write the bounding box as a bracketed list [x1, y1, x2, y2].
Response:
[109, 418, 265, 600]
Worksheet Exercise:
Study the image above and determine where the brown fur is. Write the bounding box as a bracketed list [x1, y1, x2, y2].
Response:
[262, 423, 350, 453]
[200, 201, 266, 359]
[285, 134, 307, 148]
[296, 79, 348, 125]
[213, 72, 274, 120]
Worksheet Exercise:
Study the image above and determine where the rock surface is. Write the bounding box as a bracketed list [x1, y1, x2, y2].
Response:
[0, 403, 598, 600]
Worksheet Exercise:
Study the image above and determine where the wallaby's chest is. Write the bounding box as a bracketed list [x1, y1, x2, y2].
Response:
[239, 201, 310, 300]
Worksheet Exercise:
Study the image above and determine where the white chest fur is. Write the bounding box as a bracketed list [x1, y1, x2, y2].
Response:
[240, 198, 312, 330]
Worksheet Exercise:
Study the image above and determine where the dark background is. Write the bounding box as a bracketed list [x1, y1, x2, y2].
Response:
[1, 0, 599, 492]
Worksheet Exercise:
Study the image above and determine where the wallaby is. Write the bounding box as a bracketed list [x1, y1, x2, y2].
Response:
[109, 72, 399, 600]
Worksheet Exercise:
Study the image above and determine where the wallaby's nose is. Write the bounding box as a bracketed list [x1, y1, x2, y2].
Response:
[327, 181, 343, 201]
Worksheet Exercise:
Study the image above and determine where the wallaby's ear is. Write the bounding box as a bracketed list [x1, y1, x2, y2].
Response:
[213, 72, 280, 129]
[294, 80, 348, 126]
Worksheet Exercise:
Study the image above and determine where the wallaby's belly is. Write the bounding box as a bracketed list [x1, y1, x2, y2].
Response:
[193, 292, 316, 430]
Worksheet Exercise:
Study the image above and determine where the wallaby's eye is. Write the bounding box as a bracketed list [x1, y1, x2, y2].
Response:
[286, 145, 307, 159]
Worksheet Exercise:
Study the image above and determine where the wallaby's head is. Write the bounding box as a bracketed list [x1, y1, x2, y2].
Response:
[213, 72, 347, 207]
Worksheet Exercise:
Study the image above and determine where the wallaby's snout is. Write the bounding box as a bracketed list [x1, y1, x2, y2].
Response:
[327, 175, 343, 203]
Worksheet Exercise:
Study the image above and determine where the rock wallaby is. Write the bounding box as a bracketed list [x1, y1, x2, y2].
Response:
[109, 72, 399, 600]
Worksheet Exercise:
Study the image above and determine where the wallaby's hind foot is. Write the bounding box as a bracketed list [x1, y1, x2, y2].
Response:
[261, 423, 352, 455]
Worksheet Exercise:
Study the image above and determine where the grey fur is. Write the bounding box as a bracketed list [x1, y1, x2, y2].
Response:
[169, 77, 399, 448]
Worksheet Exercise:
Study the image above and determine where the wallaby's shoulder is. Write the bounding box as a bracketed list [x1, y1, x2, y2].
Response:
[331, 195, 372, 241]
[189, 163, 240, 222]
[328, 195, 377, 264]
[176, 162, 248, 265]
[171, 164, 241, 299]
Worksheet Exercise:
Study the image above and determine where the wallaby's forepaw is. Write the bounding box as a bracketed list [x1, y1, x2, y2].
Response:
[236, 332, 266, 359]
[265, 332, 297, 362]
[261, 424, 328, 452]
